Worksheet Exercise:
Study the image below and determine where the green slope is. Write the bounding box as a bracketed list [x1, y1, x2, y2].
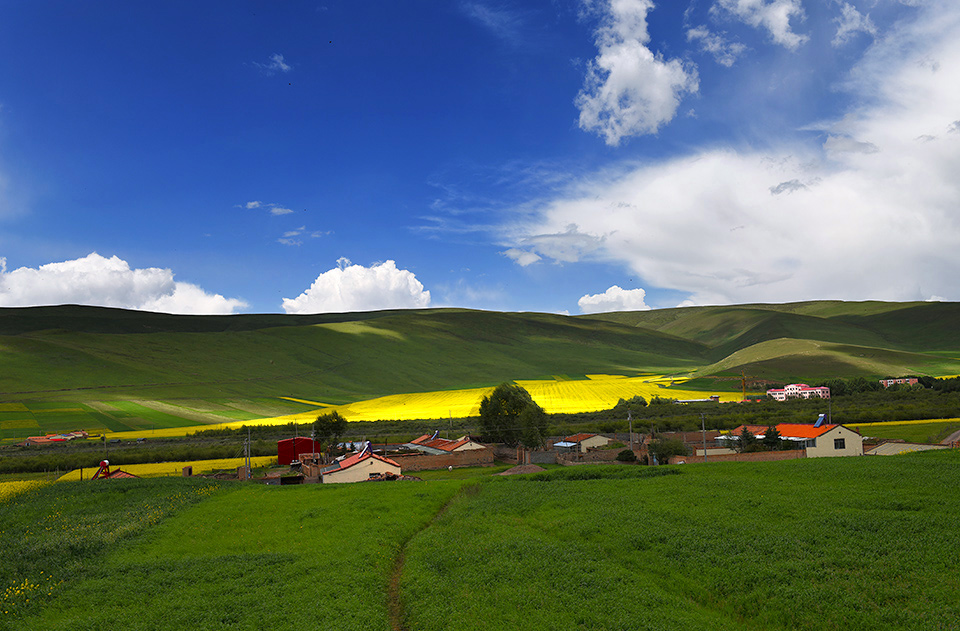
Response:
[2, 301, 959, 407]
[583, 300, 960, 378]
[0, 306, 709, 402]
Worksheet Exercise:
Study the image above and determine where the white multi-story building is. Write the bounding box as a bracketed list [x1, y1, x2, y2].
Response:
[766, 383, 831, 401]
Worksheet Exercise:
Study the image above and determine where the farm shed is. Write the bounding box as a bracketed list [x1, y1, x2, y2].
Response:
[554, 433, 611, 453]
[277, 437, 320, 466]
[724, 422, 863, 457]
[321, 444, 401, 484]
[404, 432, 486, 455]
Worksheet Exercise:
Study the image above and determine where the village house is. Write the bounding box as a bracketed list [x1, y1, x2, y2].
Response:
[723, 420, 863, 457]
[766, 383, 831, 401]
[320, 443, 402, 483]
[404, 432, 486, 455]
[553, 432, 612, 454]
[879, 377, 919, 388]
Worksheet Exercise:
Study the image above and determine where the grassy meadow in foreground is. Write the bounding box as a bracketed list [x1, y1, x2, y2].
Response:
[2, 452, 958, 630]
[3, 478, 464, 631]
[401, 452, 960, 631]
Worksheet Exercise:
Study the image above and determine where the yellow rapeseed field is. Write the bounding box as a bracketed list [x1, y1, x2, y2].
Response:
[56, 456, 277, 482]
[0, 480, 46, 502]
[100, 374, 740, 438]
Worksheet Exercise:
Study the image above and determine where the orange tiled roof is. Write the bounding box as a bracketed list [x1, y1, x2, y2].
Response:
[564, 433, 597, 444]
[324, 450, 400, 474]
[731, 423, 837, 439]
[410, 435, 474, 452]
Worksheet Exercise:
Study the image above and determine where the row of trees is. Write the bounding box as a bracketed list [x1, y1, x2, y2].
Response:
[818, 375, 960, 396]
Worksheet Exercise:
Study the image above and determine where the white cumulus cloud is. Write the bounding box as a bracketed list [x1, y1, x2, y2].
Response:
[282, 259, 431, 314]
[504, 1, 960, 305]
[832, 2, 877, 47]
[686, 25, 747, 67]
[576, 0, 699, 145]
[0, 253, 247, 314]
[501, 248, 542, 266]
[578, 285, 651, 313]
[713, 0, 809, 50]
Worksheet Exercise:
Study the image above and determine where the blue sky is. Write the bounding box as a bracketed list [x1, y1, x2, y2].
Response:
[1, 0, 958, 315]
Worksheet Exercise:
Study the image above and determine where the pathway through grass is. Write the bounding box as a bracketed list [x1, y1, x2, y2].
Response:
[388, 482, 481, 631]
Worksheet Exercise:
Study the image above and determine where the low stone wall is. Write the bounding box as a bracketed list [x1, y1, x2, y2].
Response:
[558, 449, 624, 465]
[529, 450, 557, 465]
[389, 448, 494, 472]
[668, 450, 805, 464]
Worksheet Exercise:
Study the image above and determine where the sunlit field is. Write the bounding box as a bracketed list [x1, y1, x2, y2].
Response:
[56, 456, 277, 481]
[96, 374, 739, 439]
[516, 374, 741, 413]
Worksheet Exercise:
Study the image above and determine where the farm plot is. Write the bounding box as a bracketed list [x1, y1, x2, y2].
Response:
[0, 480, 46, 502]
[851, 417, 960, 443]
[516, 374, 740, 413]
[95, 375, 741, 439]
[56, 456, 278, 481]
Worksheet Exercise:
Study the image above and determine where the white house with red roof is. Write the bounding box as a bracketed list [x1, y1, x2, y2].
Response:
[724, 418, 862, 457]
[766, 383, 831, 401]
[404, 431, 486, 455]
[320, 443, 402, 483]
[553, 432, 611, 453]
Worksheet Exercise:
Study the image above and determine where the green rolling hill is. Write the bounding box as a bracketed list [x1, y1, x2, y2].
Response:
[2, 301, 959, 407]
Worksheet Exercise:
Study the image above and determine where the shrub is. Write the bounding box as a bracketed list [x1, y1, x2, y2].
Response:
[616, 449, 637, 462]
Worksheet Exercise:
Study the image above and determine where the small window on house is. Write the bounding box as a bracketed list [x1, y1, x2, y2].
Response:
[834, 438, 845, 450]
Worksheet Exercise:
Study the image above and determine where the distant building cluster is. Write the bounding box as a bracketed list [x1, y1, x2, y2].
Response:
[879, 377, 919, 388]
[766, 383, 831, 401]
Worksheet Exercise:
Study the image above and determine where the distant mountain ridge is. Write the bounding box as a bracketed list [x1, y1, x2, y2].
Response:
[1, 301, 958, 402]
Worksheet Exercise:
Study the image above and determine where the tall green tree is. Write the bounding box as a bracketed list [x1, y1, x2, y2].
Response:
[762, 425, 782, 450]
[315, 411, 348, 458]
[737, 426, 758, 453]
[478, 382, 546, 447]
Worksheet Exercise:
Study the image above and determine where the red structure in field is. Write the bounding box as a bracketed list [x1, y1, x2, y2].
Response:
[277, 437, 320, 465]
[91, 460, 139, 479]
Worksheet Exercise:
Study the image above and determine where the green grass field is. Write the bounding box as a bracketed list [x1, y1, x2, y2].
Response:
[2, 452, 958, 630]
[853, 420, 960, 444]
[402, 453, 960, 631]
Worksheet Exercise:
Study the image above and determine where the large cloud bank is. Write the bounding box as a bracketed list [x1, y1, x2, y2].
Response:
[0, 253, 247, 314]
[282, 259, 431, 314]
[509, 1, 960, 305]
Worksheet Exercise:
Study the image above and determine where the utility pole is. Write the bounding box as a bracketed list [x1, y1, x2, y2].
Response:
[244, 427, 251, 480]
[701, 413, 707, 463]
[628, 410, 634, 451]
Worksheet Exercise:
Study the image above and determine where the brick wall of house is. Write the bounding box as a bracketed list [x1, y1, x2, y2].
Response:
[388, 448, 494, 472]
